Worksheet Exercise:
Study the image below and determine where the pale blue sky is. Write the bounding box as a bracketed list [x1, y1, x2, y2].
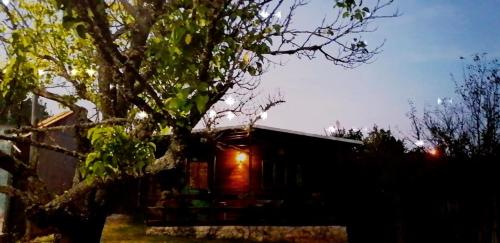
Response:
[252, 0, 500, 138]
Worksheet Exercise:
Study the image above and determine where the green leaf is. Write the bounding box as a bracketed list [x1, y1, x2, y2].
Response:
[198, 18, 207, 27]
[159, 125, 171, 136]
[242, 52, 250, 65]
[167, 98, 179, 110]
[147, 142, 157, 151]
[256, 62, 263, 73]
[248, 66, 257, 76]
[195, 95, 209, 113]
[75, 24, 87, 38]
[266, 37, 273, 45]
[85, 152, 100, 166]
[355, 12, 363, 21]
[185, 33, 192, 45]
[272, 24, 281, 34]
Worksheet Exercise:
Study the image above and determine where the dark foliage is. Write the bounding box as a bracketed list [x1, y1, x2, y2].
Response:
[346, 55, 500, 242]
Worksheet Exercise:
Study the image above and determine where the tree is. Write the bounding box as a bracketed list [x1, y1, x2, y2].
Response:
[0, 0, 396, 241]
[331, 125, 405, 243]
[407, 54, 500, 243]
[327, 127, 364, 140]
[408, 54, 499, 159]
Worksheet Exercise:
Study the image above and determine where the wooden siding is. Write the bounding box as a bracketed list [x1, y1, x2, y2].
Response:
[215, 149, 249, 195]
[36, 113, 79, 194]
[214, 146, 261, 196]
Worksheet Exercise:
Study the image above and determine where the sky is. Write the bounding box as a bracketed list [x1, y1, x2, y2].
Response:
[237, 0, 500, 139]
[37, 0, 500, 140]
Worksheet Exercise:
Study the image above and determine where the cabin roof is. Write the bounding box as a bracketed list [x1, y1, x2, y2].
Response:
[18, 111, 74, 138]
[255, 125, 363, 145]
[37, 110, 73, 127]
[204, 125, 363, 145]
[32, 112, 363, 145]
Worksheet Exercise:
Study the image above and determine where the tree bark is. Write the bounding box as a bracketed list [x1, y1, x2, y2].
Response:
[56, 214, 107, 243]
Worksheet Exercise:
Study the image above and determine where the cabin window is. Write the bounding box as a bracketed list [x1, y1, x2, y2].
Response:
[262, 160, 273, 188]
[295, 164, 303, 188]
[188, 161, 209, 190]
[262, 160, 287, 188]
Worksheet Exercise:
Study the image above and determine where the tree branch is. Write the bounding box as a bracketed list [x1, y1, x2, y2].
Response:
[145, 136, 186, 173]
[33, 88, 86, 113]
[0, 134, 86, 159]
[0, 185, 33, 203]
[4, 118, 130, 134]
[0, 150, 32, 175]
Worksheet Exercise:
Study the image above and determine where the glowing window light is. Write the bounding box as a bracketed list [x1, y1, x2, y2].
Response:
[235, 152, 247, 164]
[428, 148, 439, 157]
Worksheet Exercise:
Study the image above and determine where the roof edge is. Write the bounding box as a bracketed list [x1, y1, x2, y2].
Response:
[193, 125, 363, 145]
[37, 110, 74, 128]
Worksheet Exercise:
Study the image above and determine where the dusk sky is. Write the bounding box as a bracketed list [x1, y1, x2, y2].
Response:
[248, 0, 500, 139]
[39, 1, 500, 140]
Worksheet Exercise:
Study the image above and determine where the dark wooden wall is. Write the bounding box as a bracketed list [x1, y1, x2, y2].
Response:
[36, 114, 79, 194]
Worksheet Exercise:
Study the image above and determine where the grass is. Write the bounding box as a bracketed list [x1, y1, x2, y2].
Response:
[101, 218, 167, 243]
[101, 215, 246, 243]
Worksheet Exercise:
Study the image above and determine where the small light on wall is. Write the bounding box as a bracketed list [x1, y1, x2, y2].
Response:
[428, 148, 439, 157]
[235, 152, 247, 164]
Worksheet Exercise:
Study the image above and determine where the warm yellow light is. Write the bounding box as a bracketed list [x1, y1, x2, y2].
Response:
[428, 148, 438, 156]
[235, 152, 247, 163]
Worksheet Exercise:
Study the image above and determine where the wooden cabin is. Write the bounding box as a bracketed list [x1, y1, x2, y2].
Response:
[1, 111, 81, 194]
[1, 111, 83, 236]
[33, 111, 81, 194]
[4, 111, 363, 226]
[144, 125, 362, 226]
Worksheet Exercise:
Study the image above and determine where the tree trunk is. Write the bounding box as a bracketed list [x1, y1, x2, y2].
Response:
[3, 197, 27, 240]
[56, 213, 107, 243]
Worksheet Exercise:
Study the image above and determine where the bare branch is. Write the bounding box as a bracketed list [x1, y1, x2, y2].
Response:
[0, 150, 32, 175]
[0, 185, 33, 203]
[0, 134, 86, 159]
[33, 88, 86, 113]
[4, 118, 130, 134]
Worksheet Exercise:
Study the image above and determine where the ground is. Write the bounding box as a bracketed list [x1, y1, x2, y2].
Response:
[100, 214, 247, 243]
[29, 214, 344, 242]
